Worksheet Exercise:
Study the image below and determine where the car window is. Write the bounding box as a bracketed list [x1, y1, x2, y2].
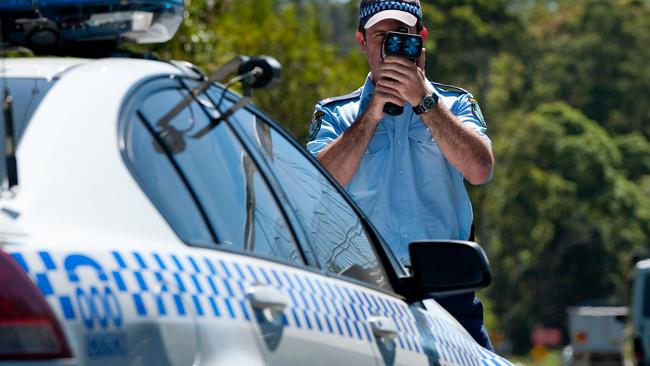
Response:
[0, 77, 58, 188]
[226, 99, 391, 291]
[127, 84, 303, 265]
[127, 109, 214, 244]
[0, 78, 57, 142]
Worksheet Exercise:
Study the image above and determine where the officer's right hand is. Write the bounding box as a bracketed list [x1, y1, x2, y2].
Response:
[367, 80, 405, 121]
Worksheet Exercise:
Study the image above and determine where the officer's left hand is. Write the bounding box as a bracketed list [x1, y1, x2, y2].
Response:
[377, 53, 434, 107]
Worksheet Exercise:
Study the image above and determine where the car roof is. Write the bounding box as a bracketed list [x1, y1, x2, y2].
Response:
[1, 57, 89, 79]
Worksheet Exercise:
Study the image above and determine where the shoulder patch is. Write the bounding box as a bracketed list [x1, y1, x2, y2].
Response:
[318, 89, 362, 106]
[308, 111, 325, 141]
[431, 82, 470, 95]
[468, 97, 487, 128]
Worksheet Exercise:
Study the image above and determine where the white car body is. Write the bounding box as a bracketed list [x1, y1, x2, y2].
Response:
[0, 57, 513, 366]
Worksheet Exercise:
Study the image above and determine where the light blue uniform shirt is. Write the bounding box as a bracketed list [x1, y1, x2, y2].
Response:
[307, 75, 491, 265]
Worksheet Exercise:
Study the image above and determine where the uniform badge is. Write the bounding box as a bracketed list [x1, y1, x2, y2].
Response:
[308, 111, 324, 141]
[469, 97, 486, 127]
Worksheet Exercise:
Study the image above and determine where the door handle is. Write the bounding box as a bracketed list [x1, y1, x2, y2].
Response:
[368, 316, 399, 340]
[246, 285, 290, 311]
[246, 285, 289, 324]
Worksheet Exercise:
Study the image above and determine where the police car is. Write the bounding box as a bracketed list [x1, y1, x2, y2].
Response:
[0, 1, 514, 365]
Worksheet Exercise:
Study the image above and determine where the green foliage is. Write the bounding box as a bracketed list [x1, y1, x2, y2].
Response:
[616, 133, 650, 181]
[516, 0, 650, 137]
[424, 0, 524, 99]
[459, 0, 650, 352]
[478, 102, 650, 352]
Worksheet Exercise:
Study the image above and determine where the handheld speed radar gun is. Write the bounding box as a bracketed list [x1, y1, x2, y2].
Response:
[381, 31, 423, 116]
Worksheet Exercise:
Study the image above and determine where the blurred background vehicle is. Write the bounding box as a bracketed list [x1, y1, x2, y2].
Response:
[633, 259, 650, 366]
[563, 306, 627, 366]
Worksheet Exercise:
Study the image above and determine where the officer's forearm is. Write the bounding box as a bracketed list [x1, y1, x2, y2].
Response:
[421, 104, 493, 185]
[317, 110, 381, 187]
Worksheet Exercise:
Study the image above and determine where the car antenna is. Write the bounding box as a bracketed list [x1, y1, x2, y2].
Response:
[0, 17, 19, 191]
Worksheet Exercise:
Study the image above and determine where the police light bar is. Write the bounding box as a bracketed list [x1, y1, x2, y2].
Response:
[0, 0, 184, 50]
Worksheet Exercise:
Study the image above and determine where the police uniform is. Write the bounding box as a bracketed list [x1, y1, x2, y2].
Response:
[308, 74, 490, 264]
[307, 74, 494, 350]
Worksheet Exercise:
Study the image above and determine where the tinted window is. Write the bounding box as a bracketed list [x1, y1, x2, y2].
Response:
[130, 85, 302, 265]
[1, 78, 57, 141]
[229, 102, 390, 290]
[127, 110, 213, 243]
[0, 77, 57, 187]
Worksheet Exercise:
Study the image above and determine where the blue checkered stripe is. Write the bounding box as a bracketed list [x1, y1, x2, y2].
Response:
[106, 251, 256, 321]
[360, 0, 423, 24]
[9, 250, 421, 350]
[282, 274, 422, 352]
[417, 310, 515, 366]
[10, 249, 513, 365]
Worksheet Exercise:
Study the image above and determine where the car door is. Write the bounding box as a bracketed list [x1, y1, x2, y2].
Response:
[226, 101, 427, 366]
[206, 87, 382, 366]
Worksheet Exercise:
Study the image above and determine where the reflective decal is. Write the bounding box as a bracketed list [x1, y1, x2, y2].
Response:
[12, 249, 516, 365]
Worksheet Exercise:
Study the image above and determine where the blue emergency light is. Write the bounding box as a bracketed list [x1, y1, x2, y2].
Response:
[0, 0, 184, 51]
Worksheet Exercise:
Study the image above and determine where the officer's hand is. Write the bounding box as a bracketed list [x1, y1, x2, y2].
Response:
[417, 47, 426, 70]
[367, 79, 406, 120]
[377, 56, 433, 107]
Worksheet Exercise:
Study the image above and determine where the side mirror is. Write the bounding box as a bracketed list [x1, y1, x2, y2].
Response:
[408, 240, 491, 297]
[238, 56, 282, 90]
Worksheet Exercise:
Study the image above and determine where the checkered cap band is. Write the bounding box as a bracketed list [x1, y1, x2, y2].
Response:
[359, 0, 422, 27]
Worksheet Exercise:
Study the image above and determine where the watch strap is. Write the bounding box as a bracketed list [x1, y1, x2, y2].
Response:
[413, 93, 438, 115]
[413, 104, 427, 115]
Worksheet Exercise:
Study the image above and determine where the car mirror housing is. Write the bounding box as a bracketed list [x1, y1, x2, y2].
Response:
[407, 240, 491, 298]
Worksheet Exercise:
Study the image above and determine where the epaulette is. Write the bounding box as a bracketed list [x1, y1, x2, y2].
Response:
[431, 82, 470, 95]
[318, 89, 362, 106]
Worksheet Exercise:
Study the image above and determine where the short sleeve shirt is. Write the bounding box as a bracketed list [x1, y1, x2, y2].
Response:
[307, 75, 491, 265]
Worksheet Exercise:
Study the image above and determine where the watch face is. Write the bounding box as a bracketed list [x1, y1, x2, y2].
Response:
[423, 95, 437, 110]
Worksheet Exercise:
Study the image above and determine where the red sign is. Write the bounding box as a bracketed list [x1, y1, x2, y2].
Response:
[531, 328, 563, 347]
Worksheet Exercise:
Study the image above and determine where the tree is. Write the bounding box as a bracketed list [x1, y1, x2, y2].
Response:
[422, 0, 524, 110]
[476, 102, 650, 352]
[515, 0, 650, 137]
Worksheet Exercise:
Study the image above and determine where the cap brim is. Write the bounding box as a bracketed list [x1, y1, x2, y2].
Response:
[364, 10, 418, 29]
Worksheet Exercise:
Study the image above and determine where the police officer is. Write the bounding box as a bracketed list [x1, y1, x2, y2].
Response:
[307, 0, 494, 350]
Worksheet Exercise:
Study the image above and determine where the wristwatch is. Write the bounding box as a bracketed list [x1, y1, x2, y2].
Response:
[413, 93, 439, 115]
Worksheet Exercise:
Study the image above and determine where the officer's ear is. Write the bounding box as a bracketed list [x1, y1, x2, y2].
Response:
[420, 26, 428, 41]
[355, 31, 367, 53]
